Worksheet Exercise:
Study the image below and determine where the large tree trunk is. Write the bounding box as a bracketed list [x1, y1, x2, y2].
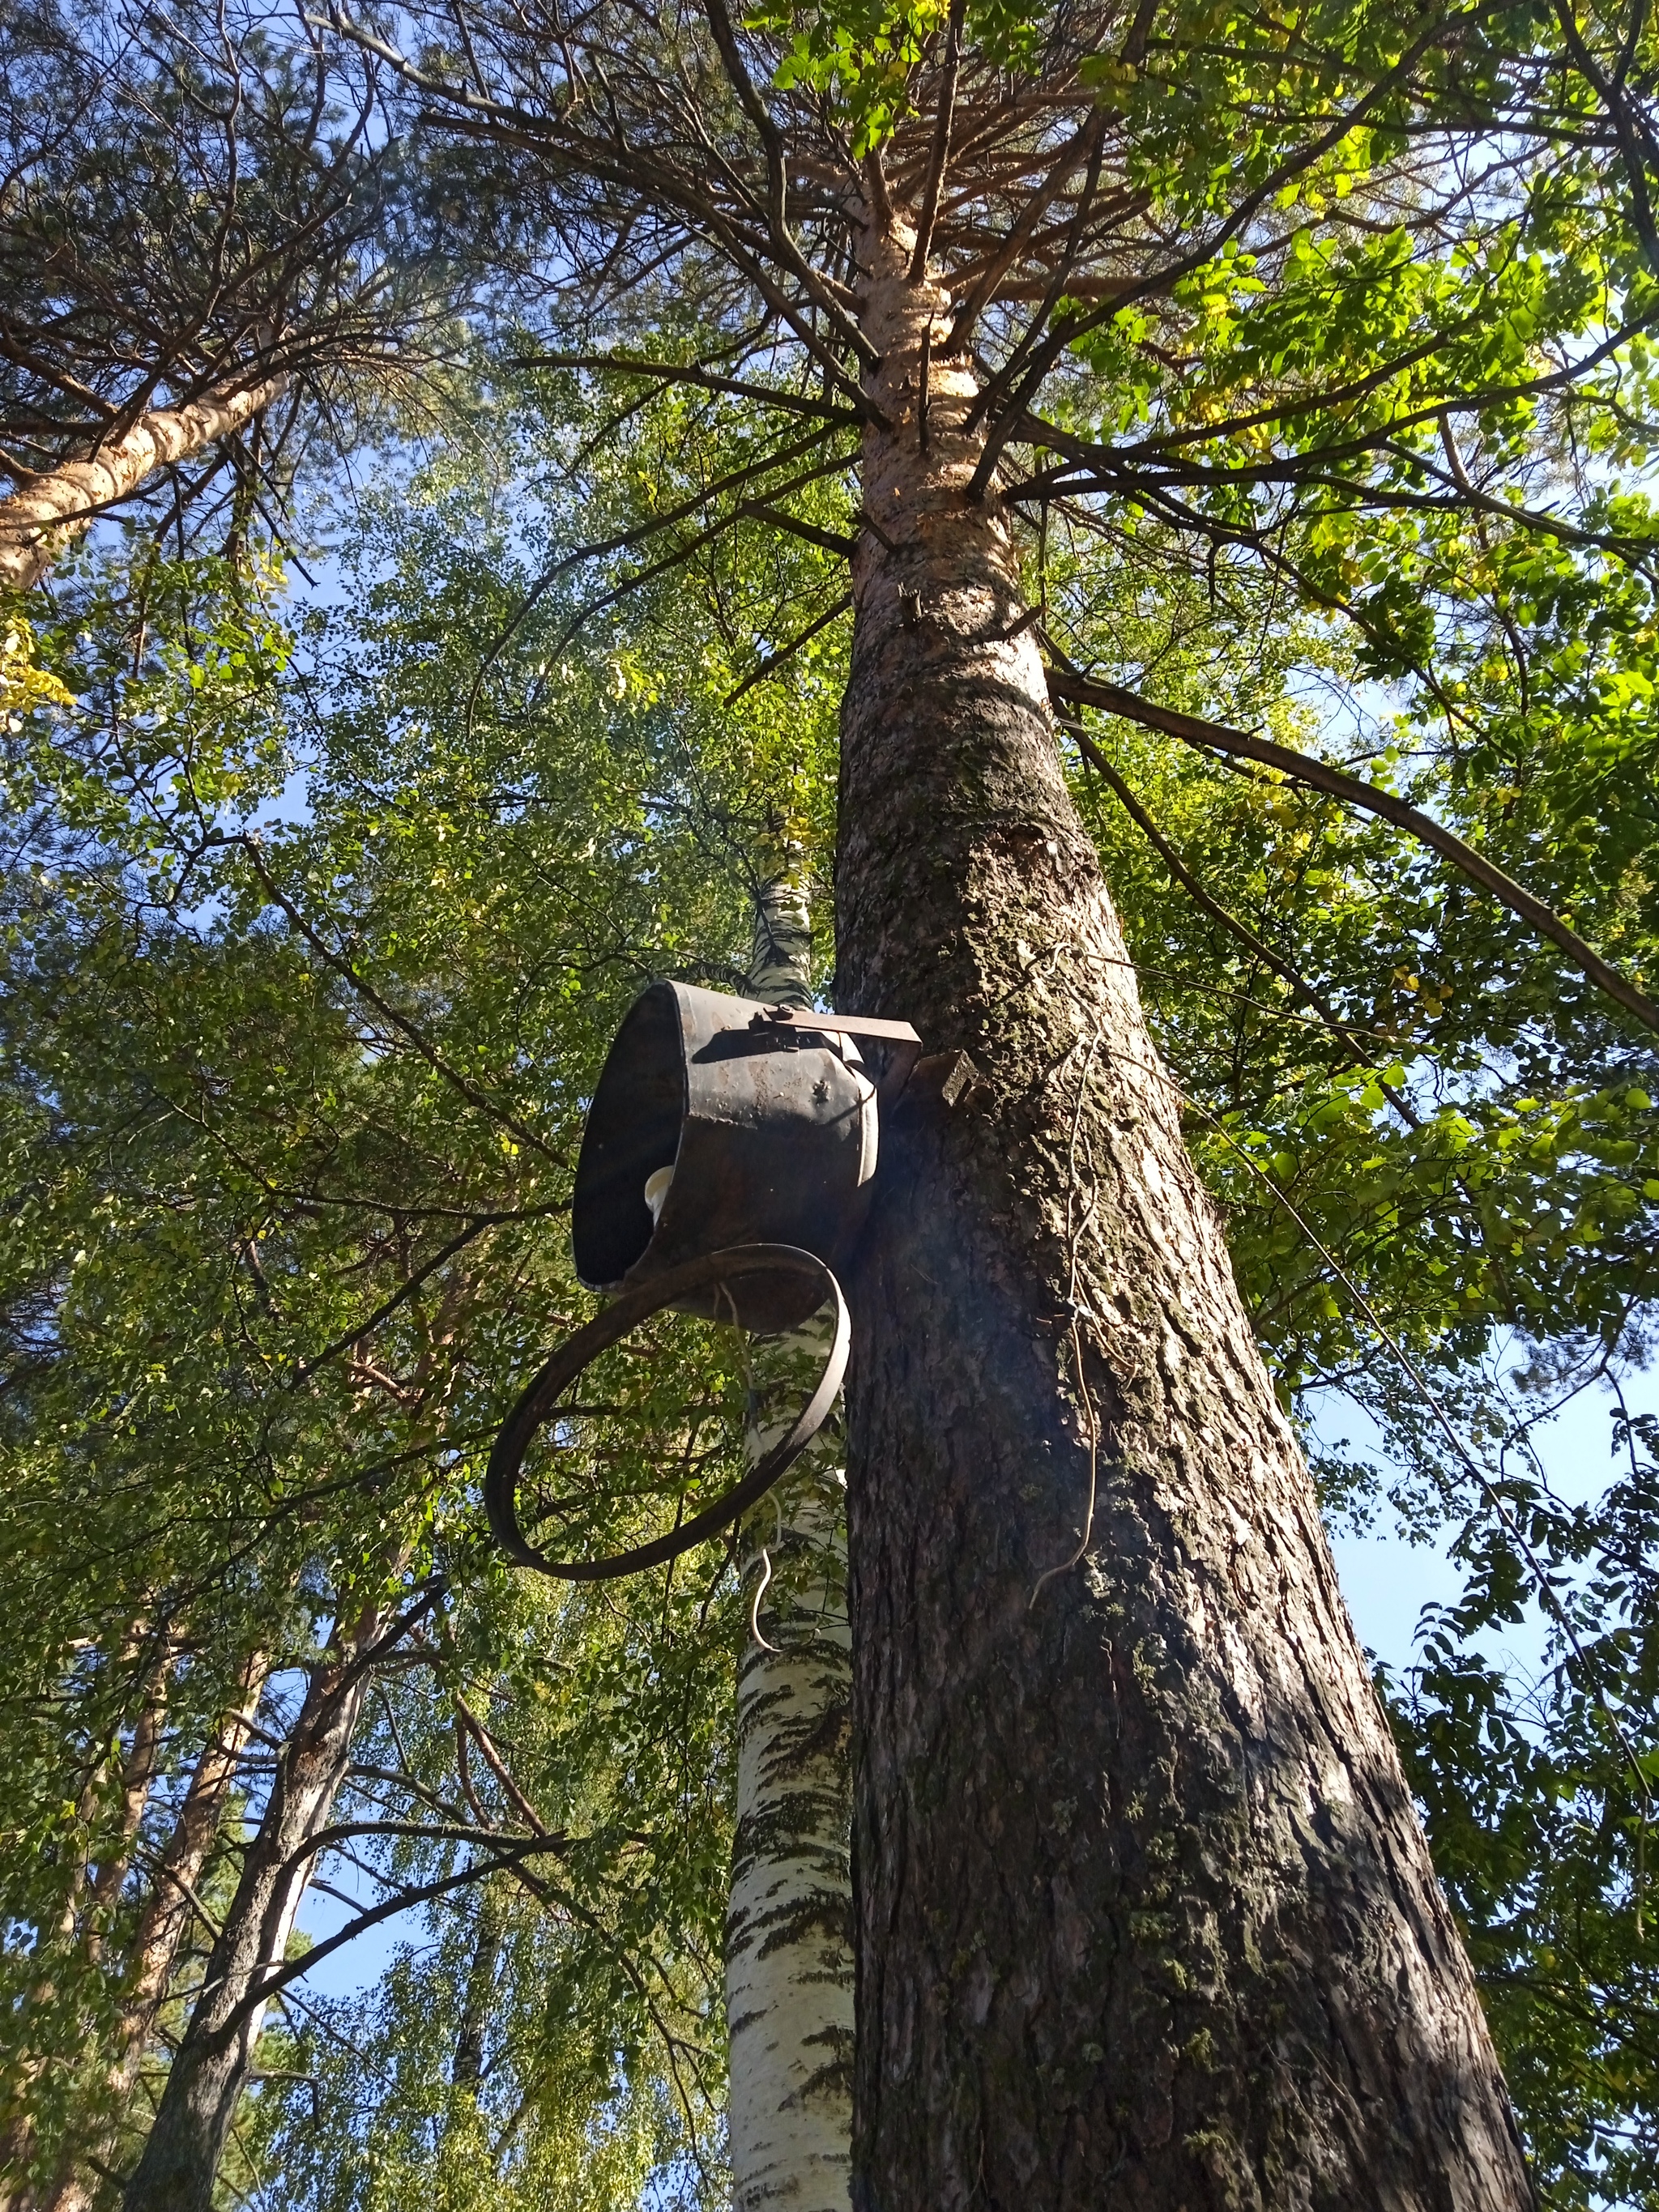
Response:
[117, 1654, 272, 2068]
[80, 1660, 171, 1960]
[835, 221, 1534, 2210]
[120, 1624, 376, 2212]
[724, 867, 855, 2212]
[0, 373, 284, 594]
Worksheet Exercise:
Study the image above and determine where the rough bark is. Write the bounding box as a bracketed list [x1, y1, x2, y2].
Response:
[120, 1625, 377, 2212]
[0, 1638, 171, 2212]
[0, 373, 285, 594]
[82, 1668, 171, 1957]
[724, 870, 856, 2212]
[835, 220, 1534, 2211]
[119, 1654, 272, 2067]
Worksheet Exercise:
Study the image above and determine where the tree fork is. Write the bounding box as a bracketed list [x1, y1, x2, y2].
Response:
[836, 220, 1534, 2211]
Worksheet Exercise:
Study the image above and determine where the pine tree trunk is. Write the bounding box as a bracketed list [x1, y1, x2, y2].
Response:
[81, 1663, 170, 1955]
[119, 1654, 271, 2065]
[725, 865, 856, 2212]
[0, 373, 284, 593]
[119, 1627, 375, 2212]
[835, 221, 1534, 2211]
[0, 1637, 171, 2211]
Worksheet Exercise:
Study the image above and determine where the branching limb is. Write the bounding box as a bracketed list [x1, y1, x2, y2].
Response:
[1046, 665, 1659, 1034]
[215, 1835, 569, 2039]
[909, 0, 966, 279]
[733, 500, 856, 555]
[725, 590, 852, 703]
[228, 837, 561, 1153]
[1058, 714, 1402, 1072]
[510, 351, 861, 424]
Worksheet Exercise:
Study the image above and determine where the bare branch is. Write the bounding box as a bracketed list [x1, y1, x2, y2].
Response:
[909, 0, 966, 280]
[1046, 665, 1659, 1034]
[723, 590, 852, 702]
[733, 500, 856, 556]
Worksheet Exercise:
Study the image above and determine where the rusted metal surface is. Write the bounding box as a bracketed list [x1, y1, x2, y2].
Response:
[484, 1246, 850, 1581]
[747, 1002, 923, 1103]
[572, 981, 919, 1332]
[486, 985, 919, 1582]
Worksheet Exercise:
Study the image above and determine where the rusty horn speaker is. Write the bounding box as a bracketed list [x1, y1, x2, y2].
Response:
[570, 981, 919, 1334]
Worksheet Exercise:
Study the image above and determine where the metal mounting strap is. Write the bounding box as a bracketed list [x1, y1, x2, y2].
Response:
[750, 1004, 923, 1102]
[484, 1245, 849, 1582]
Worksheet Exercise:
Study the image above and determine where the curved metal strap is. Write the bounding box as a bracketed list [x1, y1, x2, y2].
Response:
[484, 1244, 850, 1582]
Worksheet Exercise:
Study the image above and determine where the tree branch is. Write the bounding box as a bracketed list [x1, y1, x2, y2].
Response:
[292, 1215, 507, 1382]
[724, 590, 852, 703]
[508, 351, 862, 424]
[733, 501, 856, 555]
[228, 839, 561, 1153]
[1046, 666, 1659, 1034]
[1058, 715, 1397, 1063]
[217, 1835, 567, 2038]
[909, 0, 966, 279]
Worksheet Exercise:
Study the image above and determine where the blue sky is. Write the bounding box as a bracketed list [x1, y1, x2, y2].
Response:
[1327, 1361, 1659, 1677]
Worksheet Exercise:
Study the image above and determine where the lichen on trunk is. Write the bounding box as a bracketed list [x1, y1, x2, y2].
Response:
[836, 218, 1534, 2211]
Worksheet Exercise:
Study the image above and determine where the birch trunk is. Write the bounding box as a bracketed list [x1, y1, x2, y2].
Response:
[119, 1625, 376, 2212]
[835, 219, 1535, 2210]
[0, 373, 285, 593]
[41, 1655, 269, 2212]
[0, 1638, 170, 2212]
[724, 866, 855, 2212]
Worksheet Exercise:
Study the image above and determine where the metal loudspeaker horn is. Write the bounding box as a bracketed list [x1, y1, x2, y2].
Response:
[485, 982, 920, 1580]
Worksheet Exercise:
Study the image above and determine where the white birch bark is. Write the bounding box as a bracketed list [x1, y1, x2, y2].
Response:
[0, 373, 285, 593]
[724, 862, 855, 2212]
